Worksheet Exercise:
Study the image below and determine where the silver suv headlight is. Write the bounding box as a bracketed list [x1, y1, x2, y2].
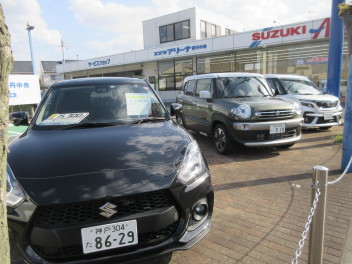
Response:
[231, 104, 252, 119]
[6, 164, 25, 208]
[177, 140, 206, 184]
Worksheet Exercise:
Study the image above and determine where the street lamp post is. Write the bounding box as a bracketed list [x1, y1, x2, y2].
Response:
[26, 23, 37, 75]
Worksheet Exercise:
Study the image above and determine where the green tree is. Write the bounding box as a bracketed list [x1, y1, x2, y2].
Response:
[339, 2, 352, 57]
[0, 3, 13, 264]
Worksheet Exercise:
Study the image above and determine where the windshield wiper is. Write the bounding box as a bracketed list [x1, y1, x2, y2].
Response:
[61, 122, 119, 130]
[128, 117, 166, 125]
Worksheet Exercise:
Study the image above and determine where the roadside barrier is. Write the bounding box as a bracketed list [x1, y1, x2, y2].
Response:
[292, 155, 352, 264]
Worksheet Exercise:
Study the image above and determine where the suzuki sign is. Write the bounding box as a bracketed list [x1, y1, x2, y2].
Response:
[249, 18, 330, 47]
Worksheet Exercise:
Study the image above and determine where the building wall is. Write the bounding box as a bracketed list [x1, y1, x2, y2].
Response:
[142, 7, 237, 49]
[41, 72, 64, 89]
[143, 7, 197, 49]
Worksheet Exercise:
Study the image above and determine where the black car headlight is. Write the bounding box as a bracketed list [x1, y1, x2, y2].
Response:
[177, 140, 206, 184]
[6, 164, 25, 208]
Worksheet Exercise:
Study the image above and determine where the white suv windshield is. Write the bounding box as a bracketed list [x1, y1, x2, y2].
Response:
[218, 77, 271, 98]
[35, 81, 166, 128]
[280, 79, 322, 95]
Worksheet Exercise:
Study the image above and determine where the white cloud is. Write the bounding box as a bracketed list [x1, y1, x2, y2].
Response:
[2, 0, 62, 60]
[2, 0, 332, 60]
[69, 0, 152, 55]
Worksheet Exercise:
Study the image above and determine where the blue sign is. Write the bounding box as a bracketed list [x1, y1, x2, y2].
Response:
[88, 59, 111, 67]
[154, 44, 207, 56]
[9, 82, 30, 89]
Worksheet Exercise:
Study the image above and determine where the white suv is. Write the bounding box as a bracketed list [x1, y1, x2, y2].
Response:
[265, 74, 343, 130]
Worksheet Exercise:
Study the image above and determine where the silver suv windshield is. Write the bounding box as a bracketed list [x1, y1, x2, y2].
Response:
[280, 79, 322, 95]
[34, 81, 166, 128]
[218, 77, 271, 98]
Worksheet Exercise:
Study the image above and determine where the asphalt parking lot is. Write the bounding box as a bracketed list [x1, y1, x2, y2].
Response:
[141, 124, 352, 264]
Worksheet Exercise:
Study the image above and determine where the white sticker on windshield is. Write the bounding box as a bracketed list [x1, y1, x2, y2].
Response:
[126, 93, 151, 116]
[40, 113, 89, 125]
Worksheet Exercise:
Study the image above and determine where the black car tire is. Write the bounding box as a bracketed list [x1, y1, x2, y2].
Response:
[213, 124, 232, 155]
[320, 126, 332, 130]
[9, 232, 24, 264]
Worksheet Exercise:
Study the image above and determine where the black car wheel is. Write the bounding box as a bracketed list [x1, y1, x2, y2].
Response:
[213, 124, 232, 154]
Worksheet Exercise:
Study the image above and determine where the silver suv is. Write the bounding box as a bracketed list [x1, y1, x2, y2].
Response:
[265, 74, 343, 130]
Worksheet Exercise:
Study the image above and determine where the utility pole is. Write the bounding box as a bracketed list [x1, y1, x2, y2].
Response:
[59, 38, 67, 64]
[26, 23, 36, 75]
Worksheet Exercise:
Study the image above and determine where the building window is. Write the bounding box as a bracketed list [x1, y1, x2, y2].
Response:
[200, 21, 206, 39]
[197, 54, 235, 74]
[211, 24, 216, 37]
[50, 74, 61, 81]
[158, 59, 192, 90]
[159, 20, 190, 44]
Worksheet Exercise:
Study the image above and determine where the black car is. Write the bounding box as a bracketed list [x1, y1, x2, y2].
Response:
[6, 77, 213, 264]
[174, 73, 302, 154]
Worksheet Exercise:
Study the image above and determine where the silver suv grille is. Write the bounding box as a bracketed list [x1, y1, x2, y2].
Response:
[255, 110, 294, 119]
[315, 101, 338, 109]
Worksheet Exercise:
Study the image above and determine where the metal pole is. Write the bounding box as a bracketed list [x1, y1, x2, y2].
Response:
[26, 23, 37, 75]
[326, 0, 344, 97]
[60, 38, 65, 64]
[308, 166, 328, 264]
[342, 55, 352, 172]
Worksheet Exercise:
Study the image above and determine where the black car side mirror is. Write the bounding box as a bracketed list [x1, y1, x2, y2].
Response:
[170, 103, 183, 116]
[10, 111, 29, 126]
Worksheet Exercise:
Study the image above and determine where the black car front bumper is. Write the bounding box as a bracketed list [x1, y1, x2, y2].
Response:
[8, 172, 214, 264]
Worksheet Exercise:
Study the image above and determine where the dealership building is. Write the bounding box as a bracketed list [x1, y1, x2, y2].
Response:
[56, 7, 348, 103]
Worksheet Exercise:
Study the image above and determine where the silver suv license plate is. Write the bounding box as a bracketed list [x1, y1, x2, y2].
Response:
[81, 220, 138, 254]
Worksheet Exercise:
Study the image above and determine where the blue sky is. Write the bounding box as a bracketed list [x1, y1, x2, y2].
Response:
[2, 0, 331, 62]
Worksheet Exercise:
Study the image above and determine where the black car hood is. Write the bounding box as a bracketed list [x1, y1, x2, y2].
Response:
[8, 121, 191, 205]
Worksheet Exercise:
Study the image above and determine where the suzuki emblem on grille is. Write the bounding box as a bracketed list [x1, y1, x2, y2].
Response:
[99, 202, 118, 218]
[276, 111, 280, 117]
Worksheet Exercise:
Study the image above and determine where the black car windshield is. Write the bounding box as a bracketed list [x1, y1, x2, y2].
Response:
[280, 79, 322, 95]
[218, 77, 271, 98]
[34, 81, 166, 129]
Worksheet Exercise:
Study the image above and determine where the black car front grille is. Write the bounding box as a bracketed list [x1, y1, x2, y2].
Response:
[32, 221, 179, 260]
[30, 190, 180, 261]
[256, 110, 294, 119]
[34, 190, 173, 227]
[315, 101, 338, 109]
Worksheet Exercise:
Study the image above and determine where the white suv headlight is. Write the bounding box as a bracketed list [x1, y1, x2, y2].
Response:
[299, 100, 315, 108]
[177, 141, 206, 184]
[231, 104, 252, 119]
[293, 101, 302, 115]
[6, 164, 25, 208]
